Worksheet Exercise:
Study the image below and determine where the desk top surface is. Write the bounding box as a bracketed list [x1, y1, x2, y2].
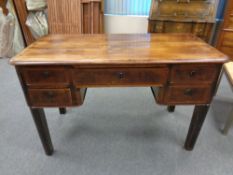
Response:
[10, 34, 228, 65]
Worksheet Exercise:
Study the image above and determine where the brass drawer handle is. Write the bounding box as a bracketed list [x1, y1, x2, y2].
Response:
[118, 72, 125, 79]
[184, 89, 194, 96]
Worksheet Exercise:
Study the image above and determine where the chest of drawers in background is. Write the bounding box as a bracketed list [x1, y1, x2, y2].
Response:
[216, 0, 233, 59]
[148, 0, 220, 43]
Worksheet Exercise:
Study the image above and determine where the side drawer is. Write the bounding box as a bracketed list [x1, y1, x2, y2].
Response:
[22, 68, 69, 86]
[28, 89, 72, 107]
[73, 68, 169, 87]
[170, 64, 219, 84]
[163, 85, 213, 104]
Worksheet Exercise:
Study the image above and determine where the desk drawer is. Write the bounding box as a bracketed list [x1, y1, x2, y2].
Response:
[22, 68, 69, 86]
[28, 89, 72, 107]
[73, 68, 168, 87]
[164, 85, 212, 104]
[170, 65, 218, 84]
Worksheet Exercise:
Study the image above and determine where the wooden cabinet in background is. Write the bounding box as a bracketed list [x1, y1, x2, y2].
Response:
[148, 0, 220, 43]
[47, 0, 104, 34]
[12, 0, 104, 46]
[216, 0, 233, 59]
[81, 0, 104, 34]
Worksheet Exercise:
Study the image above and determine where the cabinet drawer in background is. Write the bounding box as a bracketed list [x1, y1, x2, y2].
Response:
[225, 15, 233, 29]
[28, 89, 72, 107]
[22, 68, 69, 86]
[164, 85, 213, 104]
[170, 65, 219, 84]
[221, 32, 233, 48]
[72, 68, 169, 87]
[150, 0, 216, 21]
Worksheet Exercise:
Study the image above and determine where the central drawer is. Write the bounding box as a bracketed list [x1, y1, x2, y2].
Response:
[72, 68, 168, 87]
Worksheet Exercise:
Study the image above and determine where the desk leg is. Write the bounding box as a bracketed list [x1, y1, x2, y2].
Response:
[59, 108, 67, 115]
[184, 105, 209, 151]
[30, 108, 54, 155]
[167, 106, 175, 112]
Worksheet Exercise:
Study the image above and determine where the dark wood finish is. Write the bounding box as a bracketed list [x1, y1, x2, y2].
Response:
[72, 67, 169, 87]
[12, 0, 35, 46]
[0, 0, 8, 16]
[163, 85, 212, 104]
[170, 64, 219, 84]
[184, 105, 210, 150]
[10, 34, 228, 154]
[216, 0, 233, 59]
[75, 88, 87, 106]
[30, 108, 54, 155]
[148, 0, 219, 42]
[59, 108, 67, 115]
[28, 89, 73, 107]
[167, 105, 175, 113]
[22, 67, 70, 87]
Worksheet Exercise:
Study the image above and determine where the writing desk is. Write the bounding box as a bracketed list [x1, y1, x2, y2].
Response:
[10, 34, 228, 155]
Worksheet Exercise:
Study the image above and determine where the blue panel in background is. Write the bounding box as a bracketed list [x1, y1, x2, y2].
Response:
[105, 0, 152, 16]
[216, 0, 227, 20]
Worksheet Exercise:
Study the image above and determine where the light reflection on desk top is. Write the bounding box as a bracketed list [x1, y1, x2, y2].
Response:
[10, 33, 228, 65]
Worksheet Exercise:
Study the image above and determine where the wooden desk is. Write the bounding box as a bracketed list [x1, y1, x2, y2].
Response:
[10, 34, 228, 155]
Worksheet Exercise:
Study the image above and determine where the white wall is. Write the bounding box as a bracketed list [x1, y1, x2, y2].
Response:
[104, 15, 149, 34]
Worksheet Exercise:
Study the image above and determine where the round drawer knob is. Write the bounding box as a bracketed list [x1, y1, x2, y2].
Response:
[46, 92, 55, 98]
[189, 71, 196, 77]
[42, 71, 50, 77]
[118, 72, 125, 79]
[184, 89, 193, 96]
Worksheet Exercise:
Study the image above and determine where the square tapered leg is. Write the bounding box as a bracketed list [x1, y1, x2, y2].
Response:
[184, 105, 209, 151]
[30, 108, 54, 155]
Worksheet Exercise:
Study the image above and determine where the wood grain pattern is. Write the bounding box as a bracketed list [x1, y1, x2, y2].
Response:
[10, 34, 228, 65]
[22, 67, 70, 87]
[47, 0, 82, 34]
[149, 0, 219, 23]
[216, 0, 233, 59]
[11, 33, 228, 154]
[163, 85, 212, 105]
[170, 64, 219, 84]
[72, 67, 169, 87]
[81, 0, 104, 34]
[148, 0, 219, 42]
[28, 89, 73, 107]
[148, 20, 213, 42]
[47, 0, 103, 34]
